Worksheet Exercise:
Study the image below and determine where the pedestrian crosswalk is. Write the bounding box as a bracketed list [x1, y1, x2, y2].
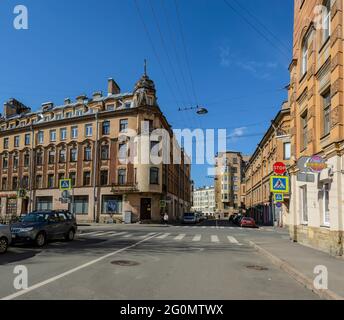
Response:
[78, 231, 243, 245]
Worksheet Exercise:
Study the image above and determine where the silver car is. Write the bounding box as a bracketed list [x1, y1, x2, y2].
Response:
[0, 224, 12, 254]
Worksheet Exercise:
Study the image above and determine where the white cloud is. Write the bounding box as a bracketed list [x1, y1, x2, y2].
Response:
[227, 127, 247, 142]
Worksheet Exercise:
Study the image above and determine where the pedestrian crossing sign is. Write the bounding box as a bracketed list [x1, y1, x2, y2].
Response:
[270, 176, 289, 193]
[274, 193, 284, 202]
[59, 179, 72, 191]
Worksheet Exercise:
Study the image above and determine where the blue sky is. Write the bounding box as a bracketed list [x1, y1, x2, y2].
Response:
[0, 0, 294, 188]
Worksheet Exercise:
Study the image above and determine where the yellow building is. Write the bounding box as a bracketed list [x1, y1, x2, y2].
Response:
[0, 71, 191, 223]
[244, 102, 291, 226]
[288, 0, 344, 255]
[214, 151, 248, 218]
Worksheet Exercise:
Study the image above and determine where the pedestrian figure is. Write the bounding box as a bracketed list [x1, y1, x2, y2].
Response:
[163, 213, 169, 225]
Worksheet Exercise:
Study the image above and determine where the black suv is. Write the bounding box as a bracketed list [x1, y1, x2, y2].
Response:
[11, 210, 77, 247]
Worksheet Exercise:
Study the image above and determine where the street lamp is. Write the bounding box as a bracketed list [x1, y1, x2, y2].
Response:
[178, 105, 209, 115]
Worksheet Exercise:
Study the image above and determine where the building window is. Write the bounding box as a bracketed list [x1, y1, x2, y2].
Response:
[2, 177, 7, 190]
[36, 151, 43, 166]
[36, 196, 53, 211]
[83, 171, 91, 186]
[102, 121, 110, 135]
[14, 136, 20, 148]
[48, 150, 55, 164]
[100, 170, 108, 186]
[72, 196, 88, 215]
[323, 183, 330, 226]
[301, 33, 309, 76]
[58, 172, 65, 182]
[36, 175, 43, 189]
[301, 112, 308, 150]
[59, 149, 66, 163]
[119, 119, 128, 132]
[101, 144, 109, 160]
[13, 154, 19, 169]
[3, 156, 8, 169]
[24, 153, 30, 167]
[25, 134, 30, 146]
[84, 146, 92, 161]
[75, 109, 83, 116]
[50, 130, 56, 142]
[150, 167, 159, 185]
[65, 112, 73, 118]
[22, 176, 29, 189]
[102, 195, 122, 214]
[283, 142, 291, 160]
[300, 186, 308, 223]
[3, 138, 9, 149]
[69, 172, 76, 187]
[12, 177, 18, 190]
[60, 128, 67, 141]
[85, 124, 93, 137]
[150, 141, 160, 157]
[71, 126, 78, 139]
[323, 0, 331, 42]
[56, 113, 62, 120]
[38, 131, 44, 144]
[106, 104, 115, 111]
[47, 174, 55, 189]
[70, 148, 78, 162]
[118, 169, 126, 185]
[323, 90, 331, 136]
[118, 143, 127, 161]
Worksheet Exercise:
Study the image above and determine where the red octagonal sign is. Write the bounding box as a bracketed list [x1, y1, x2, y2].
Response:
[273, 162, 286, 175]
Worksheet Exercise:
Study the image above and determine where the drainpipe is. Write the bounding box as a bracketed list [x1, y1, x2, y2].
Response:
[29, 125, 35, 213]
[93, 112, 99, 223]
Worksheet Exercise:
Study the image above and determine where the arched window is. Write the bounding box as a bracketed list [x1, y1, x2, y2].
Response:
[301, 33, 309, 76]
[323, 0, 331, 42]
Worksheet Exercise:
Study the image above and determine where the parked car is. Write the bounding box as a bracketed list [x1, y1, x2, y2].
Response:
[233, 214, 243, 225]
[0, 224, 12, 254]
[240, 217, 257, 228]
[183, 212, 198, 224]
[11, 210, 77, 247]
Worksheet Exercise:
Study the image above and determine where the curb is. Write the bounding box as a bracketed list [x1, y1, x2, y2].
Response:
[249, 240, 344, 301]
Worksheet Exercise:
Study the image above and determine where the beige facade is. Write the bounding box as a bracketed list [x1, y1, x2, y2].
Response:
[288, 0, 344, 255]
[244, 103, 291, 226]
[0, 72, 191, 223]
[214, 151, 247, 218]
[192, 186, 215, 216]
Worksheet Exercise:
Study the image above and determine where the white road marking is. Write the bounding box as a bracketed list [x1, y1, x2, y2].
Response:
[192, 235, 201, 242]
[139, 233, 156, 238]
[123, 234, 133, 238]
[211, 235, 220, 243]
[92, 232, 113, 237]
[79, 231, 101, 236]
[202, 226, 207, 229]
[227, 236, 242, 245]
[1, 234, 158, 301]
[108, 232, 127, 237]
[156, 233, 170, 239]
[174, 234, 186, 240]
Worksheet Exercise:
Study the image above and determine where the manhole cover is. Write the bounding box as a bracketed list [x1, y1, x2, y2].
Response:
[246, 265, 269, 271]
[111, 260, 140, 266]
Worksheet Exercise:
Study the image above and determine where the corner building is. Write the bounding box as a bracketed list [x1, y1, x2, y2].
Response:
[0, 71, 191, 223]
[288, 0, 344, 255]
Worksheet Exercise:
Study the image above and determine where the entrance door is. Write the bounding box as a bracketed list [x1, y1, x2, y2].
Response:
[140, 198, 152, 220]
[21, 199, 29, 215]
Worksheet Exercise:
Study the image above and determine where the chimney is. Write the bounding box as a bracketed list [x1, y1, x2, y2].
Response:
[64, 98, 71, 105]
[92, 91, 103, 100]
[108, 78, 121, 96]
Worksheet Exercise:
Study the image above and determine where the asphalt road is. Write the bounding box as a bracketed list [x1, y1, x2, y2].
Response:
[0, 220, 319, 300]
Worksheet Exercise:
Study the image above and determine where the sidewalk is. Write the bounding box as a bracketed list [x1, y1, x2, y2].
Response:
[249, 232, 344, 300]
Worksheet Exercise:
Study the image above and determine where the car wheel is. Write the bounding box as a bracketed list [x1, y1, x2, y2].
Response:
[0, 237, 8, 254]
[65, 229, 75, 241]
[35, 232, 46, 247]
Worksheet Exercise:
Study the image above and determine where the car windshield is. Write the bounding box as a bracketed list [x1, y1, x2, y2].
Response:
[184, 213, 195, 217]
[21, 213, 48, 223]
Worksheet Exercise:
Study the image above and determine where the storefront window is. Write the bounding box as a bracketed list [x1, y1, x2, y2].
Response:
[36, 197, 53, 211]
[102, 195, 122, 214]
[72, 196, 89, 215]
